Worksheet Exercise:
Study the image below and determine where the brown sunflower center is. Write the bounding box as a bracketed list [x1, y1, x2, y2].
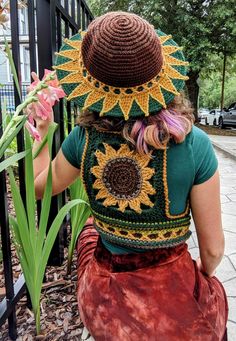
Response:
[102, 157, 142, 199]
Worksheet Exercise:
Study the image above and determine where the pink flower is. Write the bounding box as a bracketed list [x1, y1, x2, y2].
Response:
[25, 121, 41, 142]
[24, 97, 52, 121]
[25, 69, 65, 121]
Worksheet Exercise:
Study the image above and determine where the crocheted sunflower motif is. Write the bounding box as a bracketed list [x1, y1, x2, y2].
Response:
[91, 144, 156, 213]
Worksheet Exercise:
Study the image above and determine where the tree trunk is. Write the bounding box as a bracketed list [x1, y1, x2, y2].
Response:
[186, 70, 200, 122]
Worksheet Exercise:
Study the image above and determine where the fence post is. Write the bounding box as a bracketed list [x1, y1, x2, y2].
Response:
[36, 0, 65, 265]
[0, 100, 17, 340]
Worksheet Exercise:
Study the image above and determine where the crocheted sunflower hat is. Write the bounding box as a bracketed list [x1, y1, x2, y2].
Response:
[54, 11, 188, 121]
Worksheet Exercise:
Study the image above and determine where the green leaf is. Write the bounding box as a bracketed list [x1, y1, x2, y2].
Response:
[33, 133, 48, 159]
[4, 36, 21, 100]
[37, 123, 58, 252]
[8, 167, 34, 270]
[37, 199, 88, 288]
[0, 116, 27, 159]
[0, 150, 28, 172]
[24, 129, 36, 248]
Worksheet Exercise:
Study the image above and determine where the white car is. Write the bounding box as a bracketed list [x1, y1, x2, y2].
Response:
[199, 109, 221, 126]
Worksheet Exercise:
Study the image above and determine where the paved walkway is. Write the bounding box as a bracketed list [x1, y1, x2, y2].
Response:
[188, 147, 236, 340]
[209, 134, 236, 160]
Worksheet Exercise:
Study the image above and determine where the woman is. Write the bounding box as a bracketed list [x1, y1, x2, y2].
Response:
[34, 12, 228, 341]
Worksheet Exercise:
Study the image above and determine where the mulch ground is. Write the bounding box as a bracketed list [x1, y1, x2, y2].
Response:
[0, 181, 87, 340]
[0, 237, 87, 340]
[196, 123, 236, 136]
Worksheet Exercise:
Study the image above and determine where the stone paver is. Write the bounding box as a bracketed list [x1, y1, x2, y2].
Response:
[187, 148, 236, 340]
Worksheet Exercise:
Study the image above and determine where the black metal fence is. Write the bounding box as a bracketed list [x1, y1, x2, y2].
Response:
[0, 0, 93, 339]
[0, 84, 29, 113]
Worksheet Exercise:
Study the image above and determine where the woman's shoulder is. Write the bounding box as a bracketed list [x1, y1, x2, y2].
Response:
[187, 125, 211, 145]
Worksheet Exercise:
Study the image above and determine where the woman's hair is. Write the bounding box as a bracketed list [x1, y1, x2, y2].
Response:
[78, 93, 194, 154]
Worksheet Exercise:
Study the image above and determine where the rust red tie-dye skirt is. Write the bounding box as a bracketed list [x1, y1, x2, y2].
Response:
[77, 224, 228, 341]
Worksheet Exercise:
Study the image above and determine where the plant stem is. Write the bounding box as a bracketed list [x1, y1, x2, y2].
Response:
[35, 305, 41, 335]
[0, 71, 56, 151]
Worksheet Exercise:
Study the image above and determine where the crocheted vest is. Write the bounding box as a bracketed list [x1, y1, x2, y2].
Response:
[81, 128, 191, 250]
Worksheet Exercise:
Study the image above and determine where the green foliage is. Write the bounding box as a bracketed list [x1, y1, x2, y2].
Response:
[9, 125, 89, 335]
[199, 55, 236, 108]
[67, 178, 91, 274]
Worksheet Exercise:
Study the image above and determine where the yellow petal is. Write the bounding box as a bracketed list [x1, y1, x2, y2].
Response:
[135, 93, 149, 116]
[159, 75, 179, 95]
[95, 150, 107, 167]
[149, 84, 166, 108]
[140, 193, 155, 208]
[103, 197, 117, 207]
[54, 60, 78, 72]
[142, 166, 155, 177]
[159, 35, 172, 44]
[67, 83, 91, 100]
[128, 198, 142, 213]
[84, 90, 105, 108]
[58, 72, 84, 84]
[119, 96, 134, 120]
[117, 144, 132, 156]
[64, 38, 82, 50]
[142, 181, 156, 195]
[118, 200, 129, 212]
[162, 45, 182, 55]
[91, 165, 102, 178]
[104, 143, 117, 158]
[96, 188, 108, 200]
[93, 179, 103, 189]
[100, 95, 119, 115]
[165, 65, 189, 80]
[134, 153, 151, 168]
[165, 54, 188, 66]
[56, 49, 80, 60]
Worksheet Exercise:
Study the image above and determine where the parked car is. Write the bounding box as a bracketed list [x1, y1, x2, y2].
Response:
[198, 108, 221, 125]
[219, 102, 236, 129]
[198, 108, 209, 122]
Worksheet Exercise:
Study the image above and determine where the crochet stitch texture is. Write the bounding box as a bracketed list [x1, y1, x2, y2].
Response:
[81, 128, 191, 249]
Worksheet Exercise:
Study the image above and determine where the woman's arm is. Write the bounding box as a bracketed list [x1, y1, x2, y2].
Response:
[190, 170, 225, 277]
[33, 121, 80, 199]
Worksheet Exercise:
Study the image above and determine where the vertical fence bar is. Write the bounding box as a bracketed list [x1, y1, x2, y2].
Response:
[77, 0, 81, 27]
[28, 0, 37, 73]
[9, 0, 26, 203]
[0, 101, 17, 340]
[81, 3, 86, 30]
[36, 0, 64, 265]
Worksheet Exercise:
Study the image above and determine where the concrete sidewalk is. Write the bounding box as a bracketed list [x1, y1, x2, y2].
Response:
[209, 135, 236, 161]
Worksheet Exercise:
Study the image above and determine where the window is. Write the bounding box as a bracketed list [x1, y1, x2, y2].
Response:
[20, 45, 30, 82]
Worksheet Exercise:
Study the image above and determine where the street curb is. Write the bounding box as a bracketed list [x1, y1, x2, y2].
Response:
[211, 141, 236, 162]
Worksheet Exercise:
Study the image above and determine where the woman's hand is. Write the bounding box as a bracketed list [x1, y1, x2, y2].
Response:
[196, 257, 216, 278]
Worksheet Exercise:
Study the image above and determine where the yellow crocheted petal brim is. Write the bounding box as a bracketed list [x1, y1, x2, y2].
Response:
[54, 30, 189, 120]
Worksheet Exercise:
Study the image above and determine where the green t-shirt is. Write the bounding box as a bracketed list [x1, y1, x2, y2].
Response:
[62, 125, 218, 253]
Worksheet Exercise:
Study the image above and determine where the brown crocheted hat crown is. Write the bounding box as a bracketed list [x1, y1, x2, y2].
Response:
[81, 12, 163, 87]
[55, 11, 188, 120]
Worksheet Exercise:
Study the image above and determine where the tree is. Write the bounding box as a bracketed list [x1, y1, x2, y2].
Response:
[88, 0, 236, 119]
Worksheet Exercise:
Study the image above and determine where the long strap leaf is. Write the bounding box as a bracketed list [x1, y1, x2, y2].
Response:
[0, 150, 28, 172]
[24, 130, 36, 249]
[0, 116, 27, 159]
[8, 167, 34, 270]
[37, 199, 88, 289]
[37, 123, 58, 253]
